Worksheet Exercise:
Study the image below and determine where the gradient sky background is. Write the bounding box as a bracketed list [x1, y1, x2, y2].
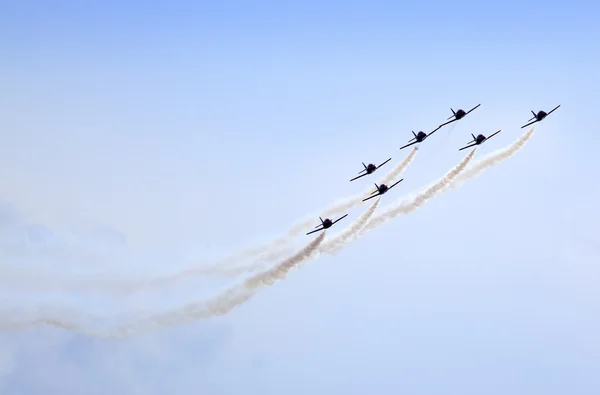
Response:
[1, 0, 600, 394]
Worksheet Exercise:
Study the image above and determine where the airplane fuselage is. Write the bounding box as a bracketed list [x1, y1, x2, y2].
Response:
[366, 164, 377, 173]
[476, 134, 486, 144]
[378, 185, 389, 194]
[454, 109, 467, 119]
[416, 131, 427, 141]
[322, 219, 333, 228]
[537, 110, 548, 120]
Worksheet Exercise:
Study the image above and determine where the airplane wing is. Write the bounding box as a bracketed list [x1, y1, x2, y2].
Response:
[377, 158, 392, 168]
[387, 178, 404, 190]
[458, 142, 478, 151]
[547, 104, 561, 115]
[466, 104, 481, 114]
[437, 118, 457, 129]
[520, 119, 538, 129]
[350, 173, 368, 182]
[485, 130, 501, 140]
[306, 227, 324, 235]
[332, 214, 348, 225]
[427, 125, 443, 137]
[362, 194, 380, 202]
[399, 140, 419, 150]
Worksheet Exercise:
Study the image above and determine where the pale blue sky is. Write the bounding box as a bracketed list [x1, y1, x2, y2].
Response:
[1, 1, 599, 394]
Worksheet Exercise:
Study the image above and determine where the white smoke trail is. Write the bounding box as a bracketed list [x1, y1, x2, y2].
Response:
[111, 231, 327, 338]
[287, 147, 419, 236]
[447, 126, 536, 191]
[194, 244, 298, 277]
[187, 199, 381, 275]
[103, 234, 327, 336]
[244, 231, 326, 287]
[0, 232, 327, 339]
[192, 234, 292, 273]
[143, 240, 298, 285]
[0, 304, 103, 337]
[354, 148, 478, 238]
[319, 198, 381, 255]
[379, 146, 420, 185]
[80, 236, 297, 293]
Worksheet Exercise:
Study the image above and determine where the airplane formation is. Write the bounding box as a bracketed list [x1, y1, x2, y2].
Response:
[306, 104, 560, 235]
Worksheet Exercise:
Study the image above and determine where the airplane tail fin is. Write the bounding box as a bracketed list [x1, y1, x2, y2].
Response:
[358, 162, 367, 174]
[315, 217, 323, 228]
[447, 109, 456, 120]
[528, 111, 536, 121]
[471, 133, 476, 141]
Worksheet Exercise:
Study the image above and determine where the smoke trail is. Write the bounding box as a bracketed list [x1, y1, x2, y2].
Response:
[107, 232, 324, 338]
[195, 244, 298, 277]
[148, 240, 298, 284]
[355, 148, 477, 238]
[0, 304, 103, 337]
[447, 126, 536, 190]
[189, 198, 381, 276]
[286, 147, 419, 236]
[194, 234, 292, 272]
[0, 233, 327, 339]
[108, 231, 327, 338]
[379, 146, 420, 185]
[319, 198, 381, 255]
[244, 231, 326, 287]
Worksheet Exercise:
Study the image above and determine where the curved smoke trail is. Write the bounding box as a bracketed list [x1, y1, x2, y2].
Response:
[0, 232, 327, 339]
[112, 231, 327, 338]
[447, 126, 536, 190]
[151, 241, 298, 282]
[189, 234, 292, 275]
[355, 148, 477, 238]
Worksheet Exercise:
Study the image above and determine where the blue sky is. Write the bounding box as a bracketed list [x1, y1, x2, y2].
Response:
[1, 0, 600, 394]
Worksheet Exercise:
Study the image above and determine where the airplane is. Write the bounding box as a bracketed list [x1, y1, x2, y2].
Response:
[399, 130, 438, 150]
[458, 130, 501, 151]
[306, 214, 348, 235]
[362, 180, 404, 202]
[520, 105, 560, 129]
[350, 158, 392, 182]
[434, 104, 481, 131]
